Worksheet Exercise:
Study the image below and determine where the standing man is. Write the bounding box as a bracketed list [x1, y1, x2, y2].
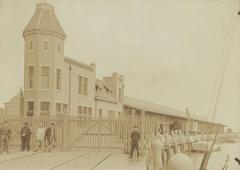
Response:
[1, 121, 11, 154]
[20, 122, 32, 151]
[34, 123, 46, 152]
[0, 122, 3, 154]
[45, 122, 56, 152]
[130, 125, 141, 158]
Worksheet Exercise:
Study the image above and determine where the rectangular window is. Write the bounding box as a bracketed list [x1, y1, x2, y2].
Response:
[108, 110, 115, 119]
[78, 106, 82, 115]
[40, 101, 50, 116]
[63, 104, 68, 114]
[27, 101, 34, 116]
[118, 88, 122, 102]
[56, 103, 61, 113]
[29, 41, 33, 51]
[78, 76, 88, 96]
[28, 66, 34, 89]
[84, 107, 87, 115]
[44, 41, 48, 51]
[56, 69, 61, 90]
[78, 76, 83, 95]
[58, 44, 61, 54]
[41, 66, 49, 89]
[84, 77, 88, 95]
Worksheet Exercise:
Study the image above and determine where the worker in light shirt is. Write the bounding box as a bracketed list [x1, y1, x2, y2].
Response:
[34, 123, 46, 152]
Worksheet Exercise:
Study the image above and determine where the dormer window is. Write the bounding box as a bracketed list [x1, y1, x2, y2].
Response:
[44, 41, 48, 51]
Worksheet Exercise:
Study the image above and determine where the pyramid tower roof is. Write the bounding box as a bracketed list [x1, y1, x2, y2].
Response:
[23, 3, 66, 40]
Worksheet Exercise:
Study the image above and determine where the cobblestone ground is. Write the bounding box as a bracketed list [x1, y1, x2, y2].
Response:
[0, 152, 146, 170]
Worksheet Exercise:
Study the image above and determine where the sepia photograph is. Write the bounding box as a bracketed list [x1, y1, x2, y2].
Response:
[0, 0, 240, 169]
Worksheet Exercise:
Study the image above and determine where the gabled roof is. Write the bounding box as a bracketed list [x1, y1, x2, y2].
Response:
[96, 79, 113, 92]
[23, 3, 66, 39]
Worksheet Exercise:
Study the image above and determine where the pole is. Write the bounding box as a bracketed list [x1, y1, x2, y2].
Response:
[67, 65, 72, 151]
[199, 124, 220, 170]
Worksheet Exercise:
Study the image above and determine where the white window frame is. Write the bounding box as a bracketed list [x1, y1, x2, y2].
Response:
[78, 75, 88, 96]
[41, 65, 50, 90]
[56, 102, 61, 115]
[40, 101, 50, 116]
[63, 103, 68, 114]
[56, 68, 61, 90]
[27, 101, 34, 116]
[84, 77, 88, 96]
[28, 65, 34, 89]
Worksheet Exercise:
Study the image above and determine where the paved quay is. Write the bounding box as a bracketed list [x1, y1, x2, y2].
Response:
[0, 152, 146, 170]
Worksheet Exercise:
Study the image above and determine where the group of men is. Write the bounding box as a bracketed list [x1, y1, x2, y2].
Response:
[0, 121, 56, 154]
[21, 122, 57, 152]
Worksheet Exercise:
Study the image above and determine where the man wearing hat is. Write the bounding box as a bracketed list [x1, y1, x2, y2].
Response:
[0, 122, 3, 154]
[130, 125, 141, 158]
[45, 122, 56, 152]
[1, 121, 11, 154]
[20, 122, 32, 151]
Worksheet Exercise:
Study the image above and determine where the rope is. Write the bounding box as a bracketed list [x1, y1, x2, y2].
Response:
[207, 0, 240, 122]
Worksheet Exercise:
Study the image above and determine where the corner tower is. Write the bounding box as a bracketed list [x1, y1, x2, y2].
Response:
[23, 2, 66, 116]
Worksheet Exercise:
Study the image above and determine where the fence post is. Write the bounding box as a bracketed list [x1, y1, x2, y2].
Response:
[140, 110, 145, 156]
[62, 114, 68, 152]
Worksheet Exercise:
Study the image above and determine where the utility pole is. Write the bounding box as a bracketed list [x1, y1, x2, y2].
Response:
[186, 108, 191, 132]
[67, 65, 72, 151]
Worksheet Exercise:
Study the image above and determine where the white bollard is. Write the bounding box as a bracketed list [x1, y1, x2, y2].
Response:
[167, 153, 194, 170]
[151, 139, 164, 170]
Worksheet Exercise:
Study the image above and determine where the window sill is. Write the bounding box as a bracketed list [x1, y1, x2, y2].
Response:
[78, 94, 88, 98]
[40, 88, 50, 91]
[56, 89, 61, 92]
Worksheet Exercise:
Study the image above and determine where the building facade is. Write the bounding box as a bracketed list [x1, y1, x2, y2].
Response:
[22, 3, 123, 118]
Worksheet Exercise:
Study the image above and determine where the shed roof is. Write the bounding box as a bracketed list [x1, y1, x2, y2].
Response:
[124, 96, 208, 122]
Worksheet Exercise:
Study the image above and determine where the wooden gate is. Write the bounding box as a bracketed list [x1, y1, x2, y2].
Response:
[68, 118, 130, 152]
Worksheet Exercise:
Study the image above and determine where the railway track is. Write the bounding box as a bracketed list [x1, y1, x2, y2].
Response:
[48, 152, 113, 170]
[0, 152, 41, 164]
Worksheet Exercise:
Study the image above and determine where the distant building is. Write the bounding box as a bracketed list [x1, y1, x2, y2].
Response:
[4, 94, 20, 115]
[0, 107, 5, 115]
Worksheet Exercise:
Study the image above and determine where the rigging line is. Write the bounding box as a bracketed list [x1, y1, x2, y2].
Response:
[210, 0, 240, 122]
[206, 0, 239, 119]
[202, 0, 223, 119]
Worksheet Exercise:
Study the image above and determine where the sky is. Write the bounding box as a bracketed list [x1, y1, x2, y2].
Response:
[0, 0, 239, 130]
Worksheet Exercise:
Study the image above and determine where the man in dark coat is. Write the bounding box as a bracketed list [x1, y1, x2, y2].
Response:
[130, 125, 141, 158]
[0, 122, 3, 154]
[1, 121, 11, 154]
[20, 122, 31, 151]
[45, 122, 56, 152]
